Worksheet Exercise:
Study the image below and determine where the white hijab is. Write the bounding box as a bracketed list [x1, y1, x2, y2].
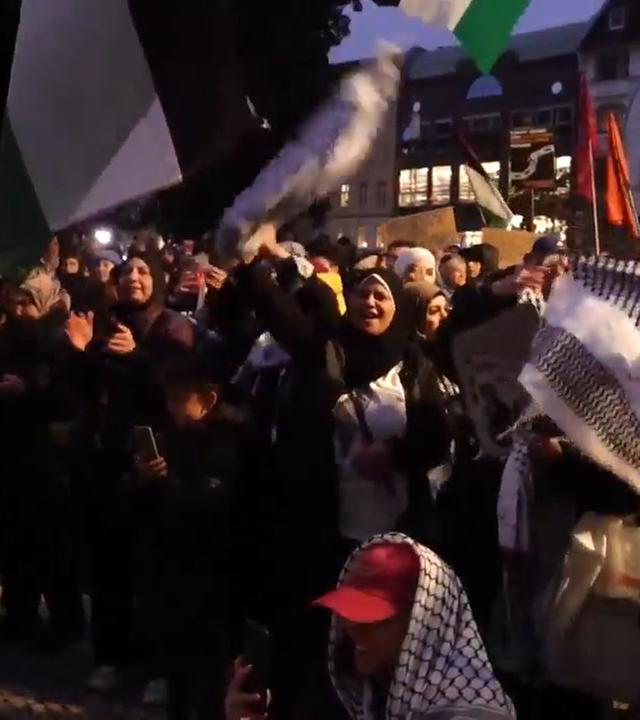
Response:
[394, 248, 436, 282]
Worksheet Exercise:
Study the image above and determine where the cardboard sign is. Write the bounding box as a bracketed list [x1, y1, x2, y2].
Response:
[453, 303, 540, 458]
[379, 207, 458, 251]
[482, 227, 536, 268]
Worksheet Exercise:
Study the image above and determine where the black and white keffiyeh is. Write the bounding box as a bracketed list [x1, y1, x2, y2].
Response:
[328, 533, 516, 720]
[520, 255, 640, 495]
[497, 289, 545, 552]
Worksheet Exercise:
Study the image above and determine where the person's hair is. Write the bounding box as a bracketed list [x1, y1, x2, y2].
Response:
[159, 354, 224, 396]
[61, 251, 82, 267]
[440, 254, 466, 272]
[388, 240, 416, 252]
[308, 235, 339, 264]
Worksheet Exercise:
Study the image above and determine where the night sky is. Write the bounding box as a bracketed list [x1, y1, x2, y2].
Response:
[330, 0, 607, 62]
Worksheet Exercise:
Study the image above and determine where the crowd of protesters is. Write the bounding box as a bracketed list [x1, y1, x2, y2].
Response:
[0, 224, 637, 720]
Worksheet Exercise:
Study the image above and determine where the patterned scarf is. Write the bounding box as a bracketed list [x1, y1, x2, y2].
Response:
[328, 533, 516, 720]
[497, 288, 546, 553]
[520, 255, 640, 495]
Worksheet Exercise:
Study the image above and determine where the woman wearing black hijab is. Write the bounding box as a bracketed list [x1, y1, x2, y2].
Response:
[234, 226, 450, 720]
[332, 269, 450, 546]
[65, 247, 198, 694]
[111, 250, 196, 355]
[237, 236, 449, 550]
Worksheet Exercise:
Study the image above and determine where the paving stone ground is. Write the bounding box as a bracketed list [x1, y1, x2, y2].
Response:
[0, 638, 163, 720]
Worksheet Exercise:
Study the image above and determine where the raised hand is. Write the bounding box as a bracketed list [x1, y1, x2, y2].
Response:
[65, 311, 95, 352]
[106, 323, 136, 355]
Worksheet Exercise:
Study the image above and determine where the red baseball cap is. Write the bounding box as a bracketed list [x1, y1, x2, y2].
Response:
[313, 543, 420, 624]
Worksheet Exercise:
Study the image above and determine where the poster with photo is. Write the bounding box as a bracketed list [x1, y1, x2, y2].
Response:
[453, 303, 540, 458]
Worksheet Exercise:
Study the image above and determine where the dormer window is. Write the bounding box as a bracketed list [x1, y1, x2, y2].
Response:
[609, 6, 627, 31]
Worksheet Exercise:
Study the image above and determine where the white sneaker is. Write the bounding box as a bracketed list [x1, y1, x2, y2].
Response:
[87, 665, 119, 692]
[142, 678, 168, 707]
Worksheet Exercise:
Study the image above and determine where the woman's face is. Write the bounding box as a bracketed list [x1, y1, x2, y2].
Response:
[349, 279, 396, 336]
[95, 260, 115, 284]
[404, 260, 434, 285]
[341, 613, 409, 676]
[424, 295, 449, 339]
[466, 260, 482, 279]
[63, 257, 80, 275]
[118, 258, 153, 305]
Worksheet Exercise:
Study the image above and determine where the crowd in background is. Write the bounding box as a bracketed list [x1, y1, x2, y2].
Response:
[0, 225, 637, 720]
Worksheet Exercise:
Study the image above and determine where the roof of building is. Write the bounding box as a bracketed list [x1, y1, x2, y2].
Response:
[409, 21, 590, 80]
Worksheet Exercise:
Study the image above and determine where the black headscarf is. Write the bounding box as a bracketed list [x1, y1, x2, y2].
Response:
[112, 247, 168, 340]
[340, 268, 411, 388]
[460, 243, 499, 282]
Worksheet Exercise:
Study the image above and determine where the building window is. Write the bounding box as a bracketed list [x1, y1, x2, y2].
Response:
[609, 6, 627, 31]
[535, 108, 553, 127]
[340, 184, 350, 208]
[595, 48, 630, 81]
[376, 181, 388, 208]
[459, 166, 474, 202]
[513, 106, 573, 129]
[398, 168, 429, 208]
[512, 111, 535, 129]
[554, 106, 574, 127]
[359, 182, 368, 207]
[435, 119, 453, 151]
[459, 163, 500, 201]
[431, 166, 452, 205]
[466, 114, 502, 134]
[555, 156, 572, 197]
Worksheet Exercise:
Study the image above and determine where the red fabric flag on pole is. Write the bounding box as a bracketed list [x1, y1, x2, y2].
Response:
[606, 112, 640, 239]
[574, 74, 599, 202]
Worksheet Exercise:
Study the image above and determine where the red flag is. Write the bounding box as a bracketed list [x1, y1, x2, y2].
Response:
[574, 74, 599, 202]
[606, 112, 640, 239]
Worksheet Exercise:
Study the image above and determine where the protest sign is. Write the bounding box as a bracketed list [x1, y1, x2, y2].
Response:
[378, 207, 458, 251]
[482, 227, 535, 267]
[453, 303, 540, 458]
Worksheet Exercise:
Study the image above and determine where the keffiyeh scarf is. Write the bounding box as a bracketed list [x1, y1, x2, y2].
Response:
[520, 256, 640, 494]
[499, 255, 640, 551]
[329, 533, 516, 720]
[497, 289, 545, 553]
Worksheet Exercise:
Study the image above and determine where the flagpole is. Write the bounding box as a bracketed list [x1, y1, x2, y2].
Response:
[589, 139, 601, 255]
[530, 188, 535, 232]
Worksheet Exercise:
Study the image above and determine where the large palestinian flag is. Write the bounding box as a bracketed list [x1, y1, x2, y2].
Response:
[379, 0, 531, 73]
[0, 0, 257, 269]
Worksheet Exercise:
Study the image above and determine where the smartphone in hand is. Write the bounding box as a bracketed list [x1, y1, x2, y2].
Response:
[243, 619, 272, 697]
[133, 425, 160, 463]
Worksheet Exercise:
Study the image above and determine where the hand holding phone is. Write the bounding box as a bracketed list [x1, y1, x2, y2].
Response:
[225, 658, 268, 720]
[243, 620, 272, 696]
[133, 426, 169, 482]
[133, 426, 160, 463]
